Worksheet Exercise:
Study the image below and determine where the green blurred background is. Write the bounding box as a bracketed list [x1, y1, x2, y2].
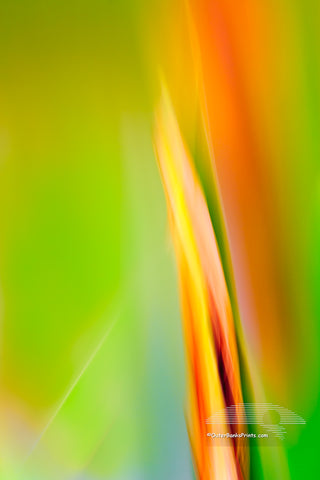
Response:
[0, 1, 193, 478]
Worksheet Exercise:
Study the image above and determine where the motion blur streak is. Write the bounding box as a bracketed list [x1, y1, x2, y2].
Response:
[155, 91, 248, 479]
[0, 0, 319, 478]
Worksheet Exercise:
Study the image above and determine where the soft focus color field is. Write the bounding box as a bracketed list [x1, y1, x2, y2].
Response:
[0, 1, 319, 479]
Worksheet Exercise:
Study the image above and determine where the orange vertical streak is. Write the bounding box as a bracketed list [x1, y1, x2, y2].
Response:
[154, 91, 248, 479]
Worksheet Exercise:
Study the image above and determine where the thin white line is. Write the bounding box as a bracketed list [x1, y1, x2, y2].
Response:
[25, 312, 120, 461]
